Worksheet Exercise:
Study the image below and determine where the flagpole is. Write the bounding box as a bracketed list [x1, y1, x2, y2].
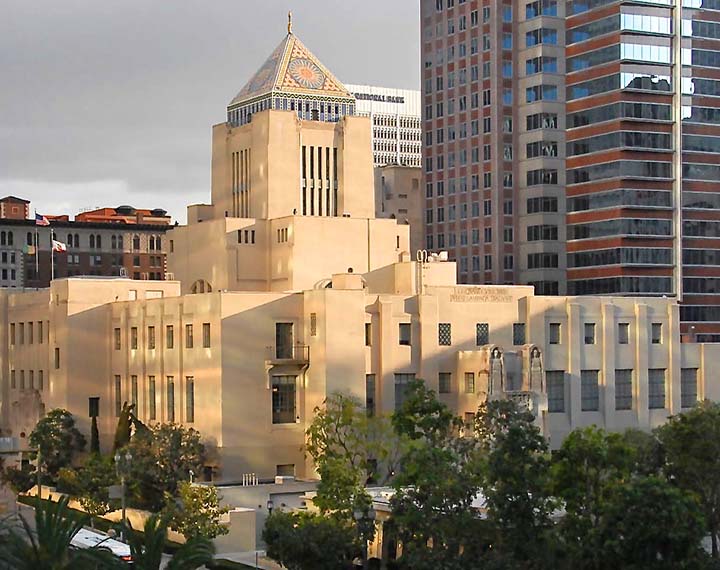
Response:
[50, 229, 54, 283]
[35, 226, 39, 278]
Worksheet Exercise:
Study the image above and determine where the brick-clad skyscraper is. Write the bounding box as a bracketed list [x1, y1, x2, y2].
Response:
[421, 0, 566, 293]
[566, 0, 720, 340]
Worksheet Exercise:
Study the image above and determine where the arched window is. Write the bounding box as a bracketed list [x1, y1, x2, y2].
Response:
[89, 235, 95, 248]
[149, 236, 155, 251]
[26, 232, 32, 246]
[111, 235, 117, 249]
[96, 235, 101, 249]
[68, 233, 73, 247]
[1, 231, 6, 246]
[74, 234, 79, 248]
[8, 232, 13, 246]
[155, 237, 161, 251]
[118, 235, 123, 249]
[133, 235, 140, 250]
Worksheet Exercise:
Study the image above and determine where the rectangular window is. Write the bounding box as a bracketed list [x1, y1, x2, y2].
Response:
[167, 376, 175, 422]
[648, 368, 666, 409]
[476, 323, 489, 345]
[114, 328, 121, 350]
[399, 323, 411, 346]
[148, 375, 156, 420]
[38, 370, 43, 391]
[114, 375, 122, 417]
[131, 375, 138, 408]
[185, 324, 193, 349]
[581, 370, 600, 411]
[275, 322, 293, 358]
[20, 370, 24, 390]
[513, 323, 526, 345]
[272, 375, 297, 423]
[10, 370, 15, 389]
[681, 368, 698, 408]
[547, 371, 565, 412]
[10, 323, 15, 346]
[365, 322, 372, 346]
[186, 376, 195, 423]
[203, 323, 211, 348]
[584, 323, 596, 344]
[148, 326, 155, 350]
[394, 373, 416, 410]
[618, 323, 629, 344]
[438, 323, 452, 345]
[28, 322, 33, 344]
[18, 323, 23, 344]
[366, 374, 376, 416]
[131, 327, 138, 350]
[38, 321, 43, 344]
[549, 323, 561, 344]
[55, 347, 60, 369]
[465, 372, 475, 394]
[615, 369, 633, 410]
[439, 372, 452, 394]
[166, 325, 174, 349]
[651, 322, 662, 344]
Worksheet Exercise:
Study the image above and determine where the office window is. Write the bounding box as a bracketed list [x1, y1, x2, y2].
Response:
[465, 372, 475, 394]
[166, 325, 174, 349]
[10, 370, 15, 389]
[272, 375, 296, 424]
[439, 372, 452, 394]
[55, 347, 60, 369]
[581, 370, 600, 411]
[399, 323, 411, 345]
[681, 368, 698, 408]
[547, 371, 565, 412]
[549, 323, 561, 344]
[365, 323, 372, 346]
[203, 323, 211, 348]
[648, 369, 666, 409]
[20, 370, 24, 390]
[651, 322, 662, 344]
[438, 323, 452, 345]
[9, 323, 14, 346]
[185, 324, 194, 348]
[131, 375, 138, 408]
[186, 376, 195, 423]
[167, 376, 175, 422]
[148, 326, 155, 350]
[366, 374, 376, 416]
[38, 370, 43, 391]
[394, 373, 416, 410]
[476, 323, 489, 345]
[114, 375, 122, 417]
[618, 323, 629, 344]
[584, 323, 596, 344]
[28, 322, 33, 344]
[131, 327, 138, 350]
[148, 375, 157, 420]
[615, 369, 633, 410]
[513, 323, 526, 345]
[18, 323, 23, 344]
[114, 328, 121, 350]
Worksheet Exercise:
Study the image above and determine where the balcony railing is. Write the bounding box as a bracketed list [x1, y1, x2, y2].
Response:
[266, 344, 310, 365]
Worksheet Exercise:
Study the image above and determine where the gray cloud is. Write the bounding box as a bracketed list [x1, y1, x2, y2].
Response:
[0, 0, 420, 221]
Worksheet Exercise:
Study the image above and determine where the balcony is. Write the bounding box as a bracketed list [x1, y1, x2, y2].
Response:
[265, 344, 310, 366]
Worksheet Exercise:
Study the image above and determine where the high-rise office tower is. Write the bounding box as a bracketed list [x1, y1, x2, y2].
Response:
[566, 0, 720, 340]
[421, 0, 566, 292]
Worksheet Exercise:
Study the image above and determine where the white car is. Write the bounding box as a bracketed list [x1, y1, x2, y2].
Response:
[70, 527, 134, 564]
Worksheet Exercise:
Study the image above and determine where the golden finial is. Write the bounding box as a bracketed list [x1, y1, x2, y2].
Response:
[288, 11, 292, 34]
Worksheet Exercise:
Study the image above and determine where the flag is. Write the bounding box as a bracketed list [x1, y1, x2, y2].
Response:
[23, 245, 36, 255]
[35, 212, 50, 226]
[52, 240, 67, 252]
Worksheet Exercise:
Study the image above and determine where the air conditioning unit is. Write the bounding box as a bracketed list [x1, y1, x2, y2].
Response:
[164, 272, 174, 280]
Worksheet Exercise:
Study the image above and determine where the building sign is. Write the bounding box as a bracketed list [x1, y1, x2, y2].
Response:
[353, 92, 405, 104]
[450, 287, 513, 303]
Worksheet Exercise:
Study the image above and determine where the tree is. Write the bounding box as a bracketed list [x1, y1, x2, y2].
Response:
[1, 462, 36, 494]
[124, 423, 206, 510]
[306, 394, 404, 519]
[124, 512, 214, 570]
[76, 454, 117, 520]
[29, 409, 86, 481]
[90, 416, 100, 455]
[0, 496, 122, 570]
[657, 401, 720, 558]
[595, 476, 706, 569]
[166, 481, 229, 540]
[475, 399, 555, 566]
[389, 379, 486, 569]
[550, 426, 636, 567]
[263, 510, 358, 570]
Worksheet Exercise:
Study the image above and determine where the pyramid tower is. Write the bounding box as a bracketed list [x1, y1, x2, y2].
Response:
[227, 15, 356, 126]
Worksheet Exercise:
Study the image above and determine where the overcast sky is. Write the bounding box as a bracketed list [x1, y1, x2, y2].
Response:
[0, 1, 420, 222]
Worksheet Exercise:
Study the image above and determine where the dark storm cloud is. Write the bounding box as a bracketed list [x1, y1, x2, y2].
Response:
[0, 0, 419, 221]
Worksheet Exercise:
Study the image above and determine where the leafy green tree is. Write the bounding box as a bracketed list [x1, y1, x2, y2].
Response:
[124, 512, 214, 570]
[620, 428, 663, 476]
[29, 409, 86, 480]
[1, 462, 37, 494]
[0, 496, 122, 570]
[77, 454, 117, 520]
[657, 401, 720, 558]
[475, 399, 555, 567]
[390, 379, 486, 569]
[263, 510, 358, 570]
[125, 423, 206, 510]
[550, 426, 636, 567]
[595, 476, 706, 569]
[166, 481, 229, 540]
